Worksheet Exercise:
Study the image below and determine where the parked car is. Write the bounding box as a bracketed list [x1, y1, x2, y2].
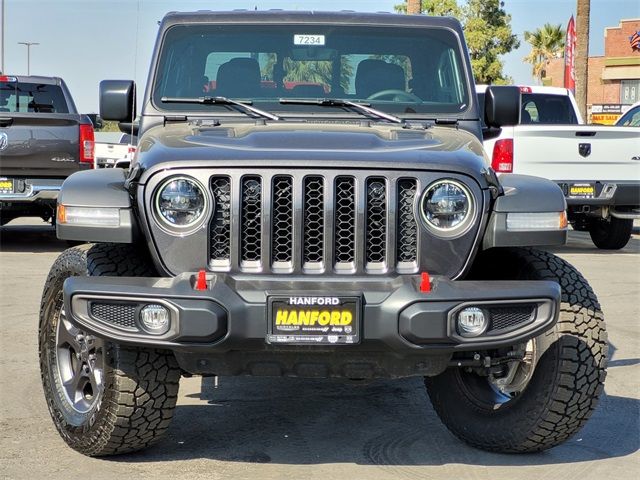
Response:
[615, 101, 640, 126]
[40, 10, 606, 457]
[477, 85, 640, 249]
[0, 75, 94, 225]
[94, 132, 137, 169]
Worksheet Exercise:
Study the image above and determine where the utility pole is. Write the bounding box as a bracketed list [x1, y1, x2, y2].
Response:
[575, 0, 590, 121]
[407, 0, 422, 15]
[18, 41, 39, 75]
[1, 0, 5, 73]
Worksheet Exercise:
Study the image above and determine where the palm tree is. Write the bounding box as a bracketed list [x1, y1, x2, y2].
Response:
[523, 23, 566, 82]
[407, 0, 422, 14]
[575, 0, 590, 120]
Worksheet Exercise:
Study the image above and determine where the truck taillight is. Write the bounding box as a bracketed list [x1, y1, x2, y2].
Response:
[128, 146, 136, 154]
[79, 124, 95, 167]
[492, 139, 513, 173]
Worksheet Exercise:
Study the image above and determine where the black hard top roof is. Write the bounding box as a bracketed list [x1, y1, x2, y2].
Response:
[160, 10, 462, 30]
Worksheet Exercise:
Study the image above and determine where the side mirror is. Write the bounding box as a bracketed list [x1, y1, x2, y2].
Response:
[484, 86, 520, 128]
[118, 121, 139, 137]
[99, 80, 136, 122]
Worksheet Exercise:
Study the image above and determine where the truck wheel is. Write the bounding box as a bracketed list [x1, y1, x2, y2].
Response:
[425, 248, 607, 453]
[589, 217, 633, 250]
[39, 244, 181, 456]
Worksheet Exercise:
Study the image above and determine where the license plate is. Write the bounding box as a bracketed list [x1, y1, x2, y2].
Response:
[267, 296, 360, 345]
[568, 183, 595, 199]
[0, 178, 14, 194]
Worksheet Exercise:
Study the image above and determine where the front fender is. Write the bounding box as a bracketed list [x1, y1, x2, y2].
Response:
[482, 174, 568, 249]
[56, 168, 138, 243]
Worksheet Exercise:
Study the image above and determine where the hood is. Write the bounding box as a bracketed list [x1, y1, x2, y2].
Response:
[135, 121, 489, 183]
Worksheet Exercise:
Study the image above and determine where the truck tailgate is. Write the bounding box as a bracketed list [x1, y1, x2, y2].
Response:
[0, 113, 83, 178]
[512, 125, 640, 181]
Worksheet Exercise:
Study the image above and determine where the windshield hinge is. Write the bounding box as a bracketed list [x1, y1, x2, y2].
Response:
[434, 118, 459, 127]
[163, 115, 188, 125]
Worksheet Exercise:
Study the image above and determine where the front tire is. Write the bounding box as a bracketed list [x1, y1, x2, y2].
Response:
[39, 244, 181, 456]
[589, 217, 633, 250]
[426, 248, 607, 453]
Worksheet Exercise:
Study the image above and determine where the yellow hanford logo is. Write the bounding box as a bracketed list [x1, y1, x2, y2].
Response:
[570, 186, 594, 194]
[275, 309, 353, 326]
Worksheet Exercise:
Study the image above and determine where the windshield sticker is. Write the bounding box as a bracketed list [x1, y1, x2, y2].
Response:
[294, 34, 325, 46]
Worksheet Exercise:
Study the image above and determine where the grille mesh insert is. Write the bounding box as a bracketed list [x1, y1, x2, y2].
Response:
[303, 176, 325, 265]
[210, 177, 231, 263]
[489, 305, 535, 331]
[241, 176, 262, 264]
[334, 177, 356, 264]
[90, 303, 137, 331]
[366, 178, 387, 265]
[272, 176, 294, 264]
[397, 179, 418, 264]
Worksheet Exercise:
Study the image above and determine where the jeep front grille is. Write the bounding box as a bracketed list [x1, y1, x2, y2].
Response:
[208, 172, 421, 274]
[210, 177, 232, 267]
[397, 179, 418, 265]
[303, 176, 325, 267]
[240, 176, 262, 268]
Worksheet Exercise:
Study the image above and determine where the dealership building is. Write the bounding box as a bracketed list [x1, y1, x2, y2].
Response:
[543, 18, 640, 123]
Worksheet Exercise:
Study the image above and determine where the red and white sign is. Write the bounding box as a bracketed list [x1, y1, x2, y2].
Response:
[564, 16, 576, 92]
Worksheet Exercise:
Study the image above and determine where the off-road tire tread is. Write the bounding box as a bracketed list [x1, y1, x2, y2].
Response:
[589, 217, 633, 250]
[39, 243, 181, 456]
[426, 248, 607, 453]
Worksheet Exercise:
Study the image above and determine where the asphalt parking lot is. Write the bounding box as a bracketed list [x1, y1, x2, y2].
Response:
[1, 219, 638, 480]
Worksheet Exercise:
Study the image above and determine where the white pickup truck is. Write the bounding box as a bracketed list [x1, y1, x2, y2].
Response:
[477, 85, 640, 249]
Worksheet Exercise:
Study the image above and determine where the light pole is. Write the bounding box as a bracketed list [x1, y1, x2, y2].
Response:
[1, 0, 5, 73]
[18, 41, 39, 75]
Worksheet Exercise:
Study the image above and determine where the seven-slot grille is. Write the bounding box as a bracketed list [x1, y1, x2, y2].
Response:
[209, 173, 419, 274]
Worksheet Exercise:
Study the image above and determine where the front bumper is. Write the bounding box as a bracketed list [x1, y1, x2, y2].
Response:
[0, 178, 63, 204]
[63, 273, 560, 378]
[557, 181, 640, 211]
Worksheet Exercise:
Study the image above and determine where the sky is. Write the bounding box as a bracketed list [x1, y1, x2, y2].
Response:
[1, 0, 639, 113]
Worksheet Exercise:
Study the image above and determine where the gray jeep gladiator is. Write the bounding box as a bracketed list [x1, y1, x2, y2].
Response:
[39, 11, 607, 457]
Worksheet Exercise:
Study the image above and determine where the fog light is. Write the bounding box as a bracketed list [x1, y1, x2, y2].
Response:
[457, 307, 487, 337]
[140, 304, 170, 334]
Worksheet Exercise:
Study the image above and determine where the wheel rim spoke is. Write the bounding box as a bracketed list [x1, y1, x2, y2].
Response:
[57, 313, 82, 351]
[55, 307, 105, 414]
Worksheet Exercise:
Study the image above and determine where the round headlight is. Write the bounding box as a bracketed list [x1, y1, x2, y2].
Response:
[420, 179, 474, 234]
[155, 177, 208, 230]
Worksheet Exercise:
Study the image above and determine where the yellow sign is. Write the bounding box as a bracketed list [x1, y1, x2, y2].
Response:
[590, 113, 621, 125]
[569, 185, 594, 195]
[275, 309, 353, 326]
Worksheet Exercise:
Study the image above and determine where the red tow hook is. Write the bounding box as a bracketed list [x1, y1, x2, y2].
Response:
[419, 272, 431, 293]
[195, 269, 208, 291]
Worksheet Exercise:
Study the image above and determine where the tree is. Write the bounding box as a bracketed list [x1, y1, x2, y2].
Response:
[407, 0, 422, 14]
[464, 0, 520, 84]
[395, 0, 460, 16]
[575, 0, 590, 120]
[261, 54, 353, 92]
[523, 23, 566, 83]
[395, 0, 518, 84]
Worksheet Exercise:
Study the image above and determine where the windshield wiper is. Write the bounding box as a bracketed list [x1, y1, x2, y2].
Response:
[161, 96, 281, 121]
[279, 98, 402, 124]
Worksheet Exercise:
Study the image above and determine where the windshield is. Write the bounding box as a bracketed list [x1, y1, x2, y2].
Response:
[0, 81, 69, 113]
[477, 92, 578, 127]
[152, 24, 470, 117]
[616, 106, 640, 126]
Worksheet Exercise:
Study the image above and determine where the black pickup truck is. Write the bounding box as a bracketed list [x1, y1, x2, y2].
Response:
[0, 75, 94, 225]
